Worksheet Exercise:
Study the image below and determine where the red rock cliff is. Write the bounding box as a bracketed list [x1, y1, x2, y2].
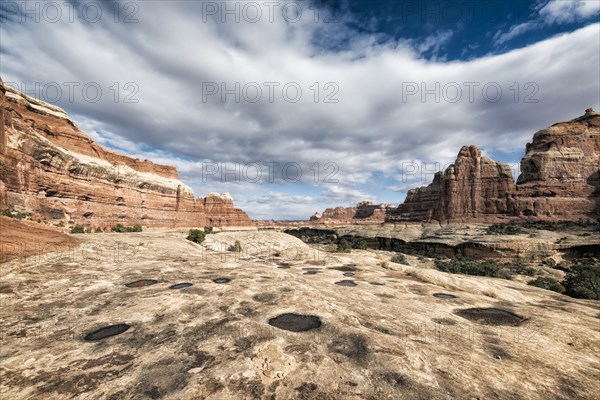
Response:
[514, 108, 600, 218]
[391, 145, 517, 223]
[0, 81, 252, 228]
[389, 110, 600, 223]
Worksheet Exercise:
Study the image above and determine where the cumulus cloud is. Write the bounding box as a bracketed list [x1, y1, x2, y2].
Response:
[494, 0, 600, 44]
[1, 1, 599, 219]
[539, 0, 600, 24]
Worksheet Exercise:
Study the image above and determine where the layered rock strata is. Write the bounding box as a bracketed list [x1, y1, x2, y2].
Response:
[0, 81, 252, 228]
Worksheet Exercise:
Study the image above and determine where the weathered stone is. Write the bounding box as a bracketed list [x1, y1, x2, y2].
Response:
[514, 108, 600, 219]
[0, 81, 252, 228]
[391, 145, 517, 223]
[389, 110, 600, 223]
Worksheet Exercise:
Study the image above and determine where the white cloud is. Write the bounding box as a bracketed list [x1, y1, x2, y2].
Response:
[494, 0, 600, 45]
[1, 2, 598, 219]
[540, 0, 600, 24]
[494, 21, 538, 45]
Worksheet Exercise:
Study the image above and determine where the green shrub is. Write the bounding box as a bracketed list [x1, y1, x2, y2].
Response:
[563, 264, 600, 300]
[95, 227, 103, 233]
[186, 229, 206, 244]
[507, 262, 537, 276]
[1, 209, 30, 220]
[112, 224, 143, 233]
[391, 253, 408, 264]
[335, 239, 351, 253]
[112, 224, 127, 233]
[70, 225, 85, 234]
[228, 240, 242, 252]
[434, 258, 513, 279]
[486, 223, 524, 235]
[57, 221, 65, 227]
[528, 277, 566, 294]
[486, 221, 600, 234]
[350, 237, 368, 250]
[204, 226, 214, 234]
[85, 227, 92, 234]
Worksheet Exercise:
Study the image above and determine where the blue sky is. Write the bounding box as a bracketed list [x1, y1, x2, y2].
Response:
[1, 0, 599, 219]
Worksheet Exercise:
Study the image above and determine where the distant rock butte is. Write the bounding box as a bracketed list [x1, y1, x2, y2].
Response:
[314, 109, 600, 224]
[311, 201, 392, 224]
[0, 80, 252, 228]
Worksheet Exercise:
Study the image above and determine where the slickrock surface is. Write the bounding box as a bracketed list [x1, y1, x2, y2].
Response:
[0, 230, 598, 399]
[0, 216, 80, 263]
[0, 81, 252, 228]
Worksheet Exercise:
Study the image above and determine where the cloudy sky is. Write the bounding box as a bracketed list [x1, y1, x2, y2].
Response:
[1, 0, 599, 220]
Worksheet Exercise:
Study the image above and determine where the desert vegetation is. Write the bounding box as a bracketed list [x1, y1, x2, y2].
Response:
[1, 209, 31, 220]
[228, 240, 242, 252]
[186, 229, 206, 244]
[528, 277, 566, 294]
[111, 224, 143, 233]
[434, 257, 538, 280]
[486, 220, 600, 235]
[390, 253, 408, 265]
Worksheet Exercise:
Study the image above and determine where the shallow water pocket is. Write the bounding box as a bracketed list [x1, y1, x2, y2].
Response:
[212, 278, 231, 284]
[84, 324, 130, 341]
[169, 283, 193, 289]
[330, 265, 359, 272]
[454, 308, 526, 326]
[125, 279, 158, 288]
[268, 313, 322, 332]
[433, 293, 457, 299]
[335, 280, 357, 287]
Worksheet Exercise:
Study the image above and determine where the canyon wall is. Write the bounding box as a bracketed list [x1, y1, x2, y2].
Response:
[0, 81, 252, 228]
[392, 145, 517, 222]
[389, 109, 600, 223]
[513, 109, 600, 219]
[310, 202, 390, 224]
[312, 109, 600, 224]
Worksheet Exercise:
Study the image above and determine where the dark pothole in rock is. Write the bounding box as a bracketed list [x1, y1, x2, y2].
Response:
[343, 272, 355, 277]
[125, 279, 158, 288]
[268, 313, 322, 332]
[169, 283, 193, 289]
[212, 278, 231, 284]
[433, 293, 457, 299]
[330, 265, 359, 272]
[335, 280, 357, 287]
[84, 324, 130, 341]
[454, 308, 526, 326]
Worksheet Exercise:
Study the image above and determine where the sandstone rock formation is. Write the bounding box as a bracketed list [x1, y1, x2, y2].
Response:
[2, 229, 599, 399]
[312, 202, 391, 224]
[514, 108, 600, 218]
[392, 145, 517, 222]
[390, 110, 599, 223]
[314, 109, 599, 224]
[0, 81, 252, 228]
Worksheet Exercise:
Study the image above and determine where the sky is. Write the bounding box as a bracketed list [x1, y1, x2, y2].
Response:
[1, 0, 599, 220]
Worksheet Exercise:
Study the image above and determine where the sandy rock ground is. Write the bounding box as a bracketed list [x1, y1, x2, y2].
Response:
[0, 217, 80, 263]
[0, 229, 598, 399]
